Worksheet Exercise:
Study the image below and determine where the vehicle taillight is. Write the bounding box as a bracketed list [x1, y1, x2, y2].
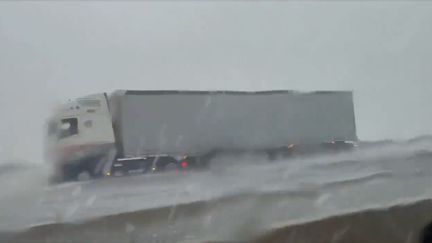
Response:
[180, 161, 188, 168]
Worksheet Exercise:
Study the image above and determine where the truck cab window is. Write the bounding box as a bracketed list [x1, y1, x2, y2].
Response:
[58, 118, 78, 139]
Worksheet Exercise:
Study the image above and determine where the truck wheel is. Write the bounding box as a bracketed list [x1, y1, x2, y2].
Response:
[61, 164, 80, 182]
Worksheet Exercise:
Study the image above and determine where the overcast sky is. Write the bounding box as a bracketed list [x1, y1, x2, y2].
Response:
[1, 1, 432, 162]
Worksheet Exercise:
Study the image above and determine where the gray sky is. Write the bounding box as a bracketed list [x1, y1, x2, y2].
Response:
[1, 1, 432, 162]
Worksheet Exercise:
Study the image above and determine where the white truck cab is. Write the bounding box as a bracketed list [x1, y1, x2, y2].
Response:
[45, 93, 116, 181]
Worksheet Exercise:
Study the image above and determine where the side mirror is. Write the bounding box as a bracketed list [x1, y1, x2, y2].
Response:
[60, 122, 71, 130]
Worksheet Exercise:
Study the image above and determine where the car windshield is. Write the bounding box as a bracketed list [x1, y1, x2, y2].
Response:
[1, 1, 432, 243]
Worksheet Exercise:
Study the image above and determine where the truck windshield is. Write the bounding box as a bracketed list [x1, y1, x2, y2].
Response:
[46, 121, 58, 136]
[58, 118, 78, 139]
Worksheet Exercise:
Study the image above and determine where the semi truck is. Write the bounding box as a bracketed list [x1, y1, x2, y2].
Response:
[44, 90, 357, 181]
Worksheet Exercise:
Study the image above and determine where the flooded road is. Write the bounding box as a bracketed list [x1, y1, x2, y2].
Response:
[1, 139, 432, 242]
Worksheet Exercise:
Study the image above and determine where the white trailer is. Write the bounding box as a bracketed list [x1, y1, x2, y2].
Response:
[45, 90, 357, 181]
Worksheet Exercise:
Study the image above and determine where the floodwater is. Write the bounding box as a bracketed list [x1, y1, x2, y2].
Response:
[1, 138, 432, 242]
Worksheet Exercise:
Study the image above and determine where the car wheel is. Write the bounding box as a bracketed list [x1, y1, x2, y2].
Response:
[163, 162, 178, 172]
